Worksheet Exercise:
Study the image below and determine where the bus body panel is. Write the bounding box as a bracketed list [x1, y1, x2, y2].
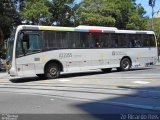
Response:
[14, 48, 157, 77]
[15, 52, 44, 77]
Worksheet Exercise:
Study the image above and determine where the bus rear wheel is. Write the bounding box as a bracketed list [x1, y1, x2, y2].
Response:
[119, 58, 131, 71]
[45, 63, 60, 79]
[101, 68, 112, 73]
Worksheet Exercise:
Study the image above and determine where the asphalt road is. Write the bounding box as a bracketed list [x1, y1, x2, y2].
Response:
[0, 66, 160, 120]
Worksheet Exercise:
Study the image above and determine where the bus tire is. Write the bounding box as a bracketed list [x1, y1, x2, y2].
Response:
[119, 58, 131, 71]
[101, 68, 112, 73]
[45, 63, 60, 79]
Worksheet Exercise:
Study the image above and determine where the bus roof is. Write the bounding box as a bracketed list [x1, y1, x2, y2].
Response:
[115, 30, 154, 34]
[17, 25, 155, 34]
[76, 25, 118, 30]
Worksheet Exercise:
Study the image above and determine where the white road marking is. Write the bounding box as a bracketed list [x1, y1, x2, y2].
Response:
[58, 79, 71, 82]
[132, 81, 150, 84]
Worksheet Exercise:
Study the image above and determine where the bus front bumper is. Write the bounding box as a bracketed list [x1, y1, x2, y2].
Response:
[8, 67, 17, 77]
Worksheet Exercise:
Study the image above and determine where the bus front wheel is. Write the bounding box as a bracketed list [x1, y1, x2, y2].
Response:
[45, 63, 60, 79]
[119, 58, 131, 71]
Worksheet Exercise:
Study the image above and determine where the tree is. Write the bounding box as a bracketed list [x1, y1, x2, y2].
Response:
[47, 0, 76, 26]
[76, 0, 116, 26]
[0, 0, 21, 57]
[152, 18, 160, 44]
[0, 0, 20, 41]
[21, 0, 51, 25]
[126, 3, 149, 30]
[76, 0, 149, 30]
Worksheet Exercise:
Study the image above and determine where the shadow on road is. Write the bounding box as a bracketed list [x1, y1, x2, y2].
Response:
[10, 76, 45, 83]
[74, 85, 160, 120]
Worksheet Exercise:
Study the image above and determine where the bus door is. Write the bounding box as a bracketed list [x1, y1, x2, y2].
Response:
[16, 31, 42, 77]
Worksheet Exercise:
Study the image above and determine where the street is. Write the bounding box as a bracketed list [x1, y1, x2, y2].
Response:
[0, 66, 160, 120]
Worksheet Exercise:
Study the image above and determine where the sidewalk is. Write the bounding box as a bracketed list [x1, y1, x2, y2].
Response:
[156, 62, 160, 65]
[0, 72, 8, 79]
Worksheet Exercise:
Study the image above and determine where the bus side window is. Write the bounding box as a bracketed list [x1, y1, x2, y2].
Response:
[101, 34, 109, 48]
[129, 40, 134, 48]
[28, 34, 41, 50]
[143, 34, 149, 47]
[22, 34, 30, 50]
[135, 40, 141, 47]
[118, 34, 128, 48]
[129, 35, 136, 48]
[111, 34, 118, 48]
[79, 33, 90, 48]
[68, 32, 80, 48]
[91, 33, 102, 48]
[149, 34, 156, 47]
[135, 34, 143, 48]
[95, 42, 101, 48]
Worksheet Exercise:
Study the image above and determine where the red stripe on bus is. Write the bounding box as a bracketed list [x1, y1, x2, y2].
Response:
[89, 30, 102, 33]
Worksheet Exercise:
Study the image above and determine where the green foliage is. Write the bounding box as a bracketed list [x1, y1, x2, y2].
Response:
[147, 18, 160, 46]
[0, 0, 20, 40]
[152, 18, 160, 44]
[21, 0, 51, 25]
[47, 0, 76, 26]
[0, 0, 20, 56]
[14, 0, 150, 29]
[77, 0, 149, 30]
[76, 0, 117, 26]
[126, 4, 149, 30]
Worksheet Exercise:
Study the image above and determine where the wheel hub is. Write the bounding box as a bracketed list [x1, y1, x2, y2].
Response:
[50, 68, 57, 76]
[123, 61, 129, 69]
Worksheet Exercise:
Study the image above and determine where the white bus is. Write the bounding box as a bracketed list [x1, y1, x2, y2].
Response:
[6, 25, 158, 79]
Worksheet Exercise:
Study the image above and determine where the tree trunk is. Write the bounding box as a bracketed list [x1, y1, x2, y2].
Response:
[0, 27, 4, 45]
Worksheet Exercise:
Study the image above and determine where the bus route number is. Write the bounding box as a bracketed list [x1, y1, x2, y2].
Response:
[59, 53, 72, 59]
